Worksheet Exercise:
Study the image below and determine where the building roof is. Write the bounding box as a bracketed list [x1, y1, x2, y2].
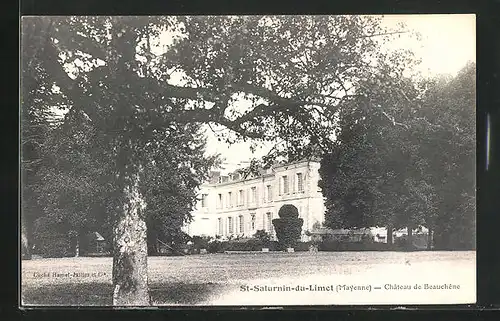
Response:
[207, 159, 321, 186]
[93, 232, 105, 241]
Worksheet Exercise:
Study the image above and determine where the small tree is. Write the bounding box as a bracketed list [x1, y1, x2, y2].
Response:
[272, 205, 304, 249]
[191, 235, 211, 250]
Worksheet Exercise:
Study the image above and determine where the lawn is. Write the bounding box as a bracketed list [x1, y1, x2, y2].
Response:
[21, 251, 476, 306]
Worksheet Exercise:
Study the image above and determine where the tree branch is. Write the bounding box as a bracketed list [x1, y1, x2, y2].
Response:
[144, 79, 220, 103]
[54, 25, 108, 62]
[40, 26, 102, 126]
[360, 31, 409, 39]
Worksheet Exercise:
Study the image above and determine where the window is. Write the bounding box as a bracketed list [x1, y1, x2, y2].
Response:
[201, 194, 208, 207]
[217, 193, 223, 209]
[282, 176, 289, 194]
[266, 212, 273, 232]
[228, 192, 233, 208]
[218, 218, 223, 235]
[228, 217, 234, 234]
[250, 187, 257, 203]
[266, 185, 272, 202]
[251, 214, 256, 230]
[238, 189, 244, 206]
[239, 215, 244, 234]
[297, 173, 304, 192]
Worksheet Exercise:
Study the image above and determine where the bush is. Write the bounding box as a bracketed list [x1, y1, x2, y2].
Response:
[278, 204, 300, 219]
[273, 204, 304, 248]
[433, 227, 476, 250]
[207, 240, 227, 253]
[191, 235, 212, 250]
[253, 230, 271, 244]
[318, 240, 400, 251]
[207, 240, 282, 252]
[225, 239, 263, 251]
[273, 217, 304, 248]
[294, 241, 313, 252]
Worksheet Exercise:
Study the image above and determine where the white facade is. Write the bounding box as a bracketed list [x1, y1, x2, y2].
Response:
[184, 160, 326, 241]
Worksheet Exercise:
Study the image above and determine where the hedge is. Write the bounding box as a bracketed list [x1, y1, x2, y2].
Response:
[318, 240, 408, 251]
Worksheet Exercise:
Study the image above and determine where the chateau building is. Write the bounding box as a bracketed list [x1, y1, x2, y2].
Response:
[183, 160, 326, 241]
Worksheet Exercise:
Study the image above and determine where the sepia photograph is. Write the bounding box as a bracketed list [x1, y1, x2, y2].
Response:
[20, 14, 476, 306]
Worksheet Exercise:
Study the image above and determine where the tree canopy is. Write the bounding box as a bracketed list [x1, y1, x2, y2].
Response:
[319, 62, 476, 249]
[22, 16, 421, 164]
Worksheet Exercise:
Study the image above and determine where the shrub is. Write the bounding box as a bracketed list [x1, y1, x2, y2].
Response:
[278, 204, 300, 219]
[294, 241, 313, 252]
[210, 239, 283, 252]
[312, 221, 322, 230]
[226, 239, 263, 251]
[191, 235, 212, 250]
[318, 240, 399, 251]
[273, 217, 304, 248]
[273, 204, 304, 248]
[207, 240, 227, 253]
[253, 230, 271, 245]
[32, 217, 73, 258]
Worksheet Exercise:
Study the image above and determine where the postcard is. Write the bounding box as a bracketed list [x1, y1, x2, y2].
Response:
[20, 14, 476, 307]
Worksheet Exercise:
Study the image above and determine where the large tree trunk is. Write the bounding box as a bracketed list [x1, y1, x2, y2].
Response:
[112, 171, 150, 306]
[386, 225, 393, 246]
[407, 225, 413, 251]
[427, 227, 433, 250]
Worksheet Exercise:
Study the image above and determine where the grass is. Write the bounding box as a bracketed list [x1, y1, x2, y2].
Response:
[21, 251, 476, 306]
[22, 282, 231, 306]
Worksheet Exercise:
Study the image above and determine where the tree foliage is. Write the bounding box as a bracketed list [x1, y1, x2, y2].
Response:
[22, 16, 420, 173]
[273, 204, 304, 248]
[277, 204, 300, 219]
[162, 16, 420, 162]
[21, 15, 423, 303]
[253, 230, 271, 244]
[30, 99, 219, 256]
[141, 125, 219, 254]
[22, 17, 220, 259]
[419, 63, 476, 249]
[319, 62, 476, 249]
[21, 20, 69, 258]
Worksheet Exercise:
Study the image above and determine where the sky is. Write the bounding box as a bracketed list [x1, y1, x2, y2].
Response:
[380, 14, 475, 76]
[203, 14, 476, 168]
